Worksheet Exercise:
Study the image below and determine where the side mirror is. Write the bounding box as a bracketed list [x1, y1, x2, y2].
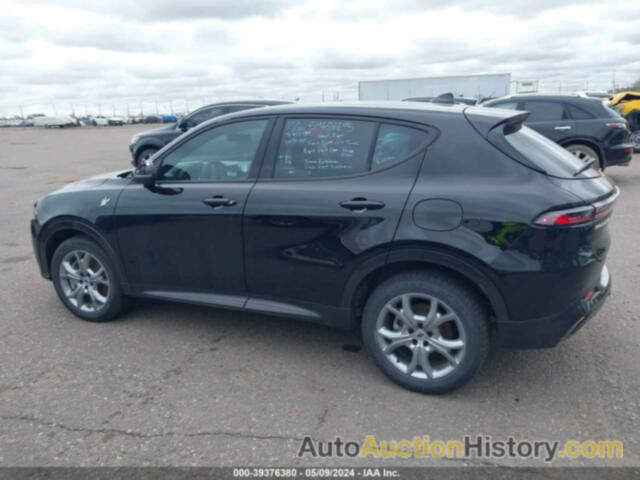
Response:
[133, 163, 158, 187]
[178, 120, 189, 132]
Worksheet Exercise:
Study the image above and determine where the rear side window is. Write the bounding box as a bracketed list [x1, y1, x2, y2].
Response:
[567, 104, 594, 120]
[372, 124, 428, 169]
[504, 126, 597, 178]
[521, 101, 568, 122]
[274, 119, 376, 178]
[185, 107, 225, 128]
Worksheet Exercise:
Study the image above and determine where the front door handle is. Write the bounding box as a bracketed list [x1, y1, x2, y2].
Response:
[203, 195, 237, 207]
[339, 198, 385, 212]
[554, 125, 572, 131]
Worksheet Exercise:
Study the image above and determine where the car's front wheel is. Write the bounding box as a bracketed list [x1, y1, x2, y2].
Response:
[51, 236, 127, 322]
[361, 271, 489, 394]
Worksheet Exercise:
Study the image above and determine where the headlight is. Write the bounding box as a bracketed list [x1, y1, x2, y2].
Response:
[130, 135, 140, 145]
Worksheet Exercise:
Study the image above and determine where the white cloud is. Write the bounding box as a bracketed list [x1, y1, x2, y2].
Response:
[0, 0, 638, 116]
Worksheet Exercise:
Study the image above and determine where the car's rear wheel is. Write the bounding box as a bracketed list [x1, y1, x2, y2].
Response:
[565, 144, 601, 169]
[361, 271, 489, 394]
[51, 236, 126, 322]
[135, 147, 158, 169]
[631, 130, 640, 153]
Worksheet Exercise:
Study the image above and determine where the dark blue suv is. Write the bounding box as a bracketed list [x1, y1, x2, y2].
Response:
[483, 94, 633, 170]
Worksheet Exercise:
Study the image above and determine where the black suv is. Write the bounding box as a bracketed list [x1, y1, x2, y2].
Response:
[32, 102, 616, 393]
[483, 94, 633, 169]
[129, 100, 291, 167]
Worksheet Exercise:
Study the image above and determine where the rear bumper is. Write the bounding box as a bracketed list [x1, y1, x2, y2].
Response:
[495, 265, 611, 348]
[604, 143, 634, 167]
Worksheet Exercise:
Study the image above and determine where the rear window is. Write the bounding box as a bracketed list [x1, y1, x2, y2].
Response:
[521, 101, 568, 121]
[504, 126, 598, 178]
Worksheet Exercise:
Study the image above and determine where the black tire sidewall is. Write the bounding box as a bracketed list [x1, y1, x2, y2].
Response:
[51, 236, 124, 322]
[135, 148, 158, 168]
[361, 273, 489, 394]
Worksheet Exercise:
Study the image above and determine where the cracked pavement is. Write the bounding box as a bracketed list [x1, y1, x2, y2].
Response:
[0, 126, 638, 467]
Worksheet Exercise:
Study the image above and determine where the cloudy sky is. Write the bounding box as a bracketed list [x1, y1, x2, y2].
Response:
[1, 0, 638, 116]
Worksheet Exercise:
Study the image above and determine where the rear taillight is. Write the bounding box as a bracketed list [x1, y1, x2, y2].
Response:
[534, 188, 619, 227]
[534, 206, 596, 226]
[606, 122, 627, 129]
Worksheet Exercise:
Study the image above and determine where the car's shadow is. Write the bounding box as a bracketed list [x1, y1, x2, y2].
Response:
[114, 297, 595, 399]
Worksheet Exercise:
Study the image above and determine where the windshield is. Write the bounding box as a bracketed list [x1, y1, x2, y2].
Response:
[504, 126, 599, 178]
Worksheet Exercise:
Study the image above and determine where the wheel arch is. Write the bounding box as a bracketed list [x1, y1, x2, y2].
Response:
[343, 246, 509, 328]
[133, 140, 163, 162]
[39, 217, 127, 287]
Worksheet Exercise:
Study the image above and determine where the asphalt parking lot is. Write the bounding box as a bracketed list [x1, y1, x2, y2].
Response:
[0, 125, 638, 468]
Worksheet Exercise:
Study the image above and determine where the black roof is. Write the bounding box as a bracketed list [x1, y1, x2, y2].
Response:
[196, 101, 522, 137]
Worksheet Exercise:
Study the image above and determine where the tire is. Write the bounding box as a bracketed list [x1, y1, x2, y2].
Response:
[361, 271, 490, 394]
[135, 147, 158, 168]
[51, 236, 127, 322]
[631, 130, 640, 153]
[565, 144, 601, 170]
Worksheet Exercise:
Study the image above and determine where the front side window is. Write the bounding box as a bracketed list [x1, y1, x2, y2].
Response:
[274, 118, 376, 178]
[521, 101, 567, 122]
[158, 120, 268, 182]
[372, 124, 428, 169]
[184, 107, 225, 128]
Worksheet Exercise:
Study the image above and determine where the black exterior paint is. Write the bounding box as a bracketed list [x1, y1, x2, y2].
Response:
[32, 102, 616, 348]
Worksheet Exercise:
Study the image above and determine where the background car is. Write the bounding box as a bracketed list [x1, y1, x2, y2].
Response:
[608, 91, 640, 152]
[129, 99, 292, 167]
[91, 116, 110, 126]
[107, 116, 125, 126]
[483, 94, 634, 169]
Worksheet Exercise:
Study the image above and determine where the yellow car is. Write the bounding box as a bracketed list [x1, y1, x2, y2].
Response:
[609, 91, 640, 151]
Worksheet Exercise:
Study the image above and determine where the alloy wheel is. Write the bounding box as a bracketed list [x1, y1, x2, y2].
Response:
[58, 250, 110, 313]
[567, 146, 597, 165]
[375, 293, 466, 380]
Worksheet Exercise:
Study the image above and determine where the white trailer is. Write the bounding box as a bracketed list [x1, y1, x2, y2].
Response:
[33, 116, 76, 128]
[358, 73, 511, 101]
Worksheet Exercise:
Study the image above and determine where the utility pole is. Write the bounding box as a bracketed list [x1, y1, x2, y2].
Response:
[19, 105, 24, 120]
[612, 71, 616, 93]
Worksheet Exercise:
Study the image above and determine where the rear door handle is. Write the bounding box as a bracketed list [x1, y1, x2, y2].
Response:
[203, 195, 237, 207]
[554, 125, 572, 131]
[339, 198, 385, 212]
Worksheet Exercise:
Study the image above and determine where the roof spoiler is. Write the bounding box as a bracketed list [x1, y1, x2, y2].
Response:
[463, 107, 529, 137]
